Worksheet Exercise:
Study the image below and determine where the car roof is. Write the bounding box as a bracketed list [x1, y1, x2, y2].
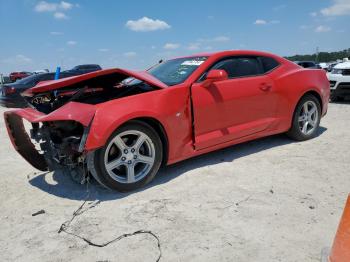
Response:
[171, 50, 282, 60]
[334, 61, 350, 69]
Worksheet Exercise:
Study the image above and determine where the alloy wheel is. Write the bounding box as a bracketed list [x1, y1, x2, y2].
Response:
[104, 130, 155, 184]
[298, 100, 319, 135]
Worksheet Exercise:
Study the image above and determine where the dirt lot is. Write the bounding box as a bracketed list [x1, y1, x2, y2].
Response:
[0, 102, 349, 262]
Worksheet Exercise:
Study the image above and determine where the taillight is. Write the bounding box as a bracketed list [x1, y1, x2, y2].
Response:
[3, 86, 16, 95]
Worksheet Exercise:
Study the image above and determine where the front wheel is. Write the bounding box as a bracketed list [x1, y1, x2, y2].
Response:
[287, 95, 321, 141]
[91, 121, 163, 192]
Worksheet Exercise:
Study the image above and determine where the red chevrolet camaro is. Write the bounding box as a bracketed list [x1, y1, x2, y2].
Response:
[4, 50, 329, 192]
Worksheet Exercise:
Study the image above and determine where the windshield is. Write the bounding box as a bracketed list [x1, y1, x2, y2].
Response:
[148, 56, 208, 86]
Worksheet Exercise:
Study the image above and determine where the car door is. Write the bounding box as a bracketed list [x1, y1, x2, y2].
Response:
[191, 56, 278, 150]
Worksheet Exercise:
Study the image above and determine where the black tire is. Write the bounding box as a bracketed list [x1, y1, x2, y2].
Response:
[287, 94, 321, 141]
[330, 94, 344, 103]
[92, 120, 163, 192]
[330, 94, 339, 102]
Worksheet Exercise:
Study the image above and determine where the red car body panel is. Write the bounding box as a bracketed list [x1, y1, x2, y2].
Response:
[5, 102, 96, 127]
[23, 68, 168, 96]
[4, 50, 330, 169]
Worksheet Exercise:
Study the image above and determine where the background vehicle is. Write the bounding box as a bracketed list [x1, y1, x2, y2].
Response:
[4, 50, 329, 192]
[0, 72, 76, 108]
[295, 61, 321, 69]
[0, 74, 11, 85]
[327, 62, 339, 72]
[9, 71, 32, 82]
[33, 69, 49, 74]
[328, 61, 350, 102]
[64, 64, 102, 74]
[318, 63, 328, 71]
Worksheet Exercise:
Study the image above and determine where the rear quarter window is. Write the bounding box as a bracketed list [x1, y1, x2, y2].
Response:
[259, 56, 280, 73]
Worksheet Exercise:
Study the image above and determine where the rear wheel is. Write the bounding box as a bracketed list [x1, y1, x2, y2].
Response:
[287, 94, 321, 141]
[92, 121, 163, 192]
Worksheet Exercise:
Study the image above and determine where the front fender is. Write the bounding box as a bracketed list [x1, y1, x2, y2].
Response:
[84, 108, 167, 151]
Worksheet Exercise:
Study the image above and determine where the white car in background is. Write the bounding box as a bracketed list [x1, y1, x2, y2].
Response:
[328, 61, 350, 102]
[33, 69, 49, 74]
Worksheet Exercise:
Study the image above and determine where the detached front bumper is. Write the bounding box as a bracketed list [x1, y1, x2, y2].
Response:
[4, 102, 96, 171]
[4, 111, 48, 171]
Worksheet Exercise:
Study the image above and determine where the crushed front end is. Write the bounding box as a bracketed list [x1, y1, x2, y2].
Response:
[4, 104, 95, 183]
[4, 68, 164, 183]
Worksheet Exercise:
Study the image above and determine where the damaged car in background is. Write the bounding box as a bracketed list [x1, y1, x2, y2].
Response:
[4, 50, 330, 192]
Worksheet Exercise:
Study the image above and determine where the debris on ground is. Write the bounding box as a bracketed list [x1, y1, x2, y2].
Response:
[32, 210, 45, 216]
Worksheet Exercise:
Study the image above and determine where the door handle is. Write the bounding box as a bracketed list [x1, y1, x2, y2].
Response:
[259, 83, 272, 92]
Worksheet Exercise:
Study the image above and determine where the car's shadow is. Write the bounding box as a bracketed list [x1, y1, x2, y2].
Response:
[28, 127, 327, 201]
[330, 97, 350, 104]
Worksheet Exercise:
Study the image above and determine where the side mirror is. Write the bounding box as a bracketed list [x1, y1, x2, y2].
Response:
[206, 69, 228, 83]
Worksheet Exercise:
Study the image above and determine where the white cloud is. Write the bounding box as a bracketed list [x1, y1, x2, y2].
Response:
[35, 1, 57, 12]
[98, 48, 109, 52]
[321, 0, 350, 16]
[124, 51, 137, 57]
[203, 46, 213, 50]
[163, 43, 180, 50]
[212, 36, 230, 42]
[198, 36, 230, 43]
[54, 12, 68, 19]
[34, 1, 74, 20]
[50, 31, 64, 35]
[60, 1, 73, 10]
[67, 40, 77, 45]
[254, 19, 280, 25]
[315, 25, 331, 32]
[185, 36, 230, 51]
[1, 54, 32, 64]
[310, 12, 318, 17]
[125, 17, 171, 32]
[14, 54, 32, 63]
[35, 1, 73, 12]
[187, 43, 201, 51]
[254, 19, 267, 25]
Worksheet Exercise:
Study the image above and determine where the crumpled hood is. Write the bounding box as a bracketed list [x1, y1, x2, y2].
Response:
[23, 68, 168, 96]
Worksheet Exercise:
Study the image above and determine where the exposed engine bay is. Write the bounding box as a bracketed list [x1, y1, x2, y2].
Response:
[25, 73, 156, 114]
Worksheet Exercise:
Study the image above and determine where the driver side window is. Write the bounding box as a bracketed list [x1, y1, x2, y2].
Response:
[199, 56, 263, 81]
[212, 59, 235, 77]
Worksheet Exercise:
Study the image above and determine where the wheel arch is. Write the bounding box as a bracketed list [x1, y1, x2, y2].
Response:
[300, 90, 323, 112]
[289, 89, 323, 127]
[126, 117, 169, 166]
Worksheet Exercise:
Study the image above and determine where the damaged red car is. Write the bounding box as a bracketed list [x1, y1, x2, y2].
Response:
[4, 50, 330, 192]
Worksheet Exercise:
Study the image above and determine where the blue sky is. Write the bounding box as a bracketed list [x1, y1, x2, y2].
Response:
[0, 0, 350, 74]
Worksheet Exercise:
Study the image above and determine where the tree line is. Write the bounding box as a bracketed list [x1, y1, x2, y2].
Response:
[285, 48, 350, 63]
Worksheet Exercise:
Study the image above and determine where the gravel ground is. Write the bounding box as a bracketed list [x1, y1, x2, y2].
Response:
[0, 102, 349, 262]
